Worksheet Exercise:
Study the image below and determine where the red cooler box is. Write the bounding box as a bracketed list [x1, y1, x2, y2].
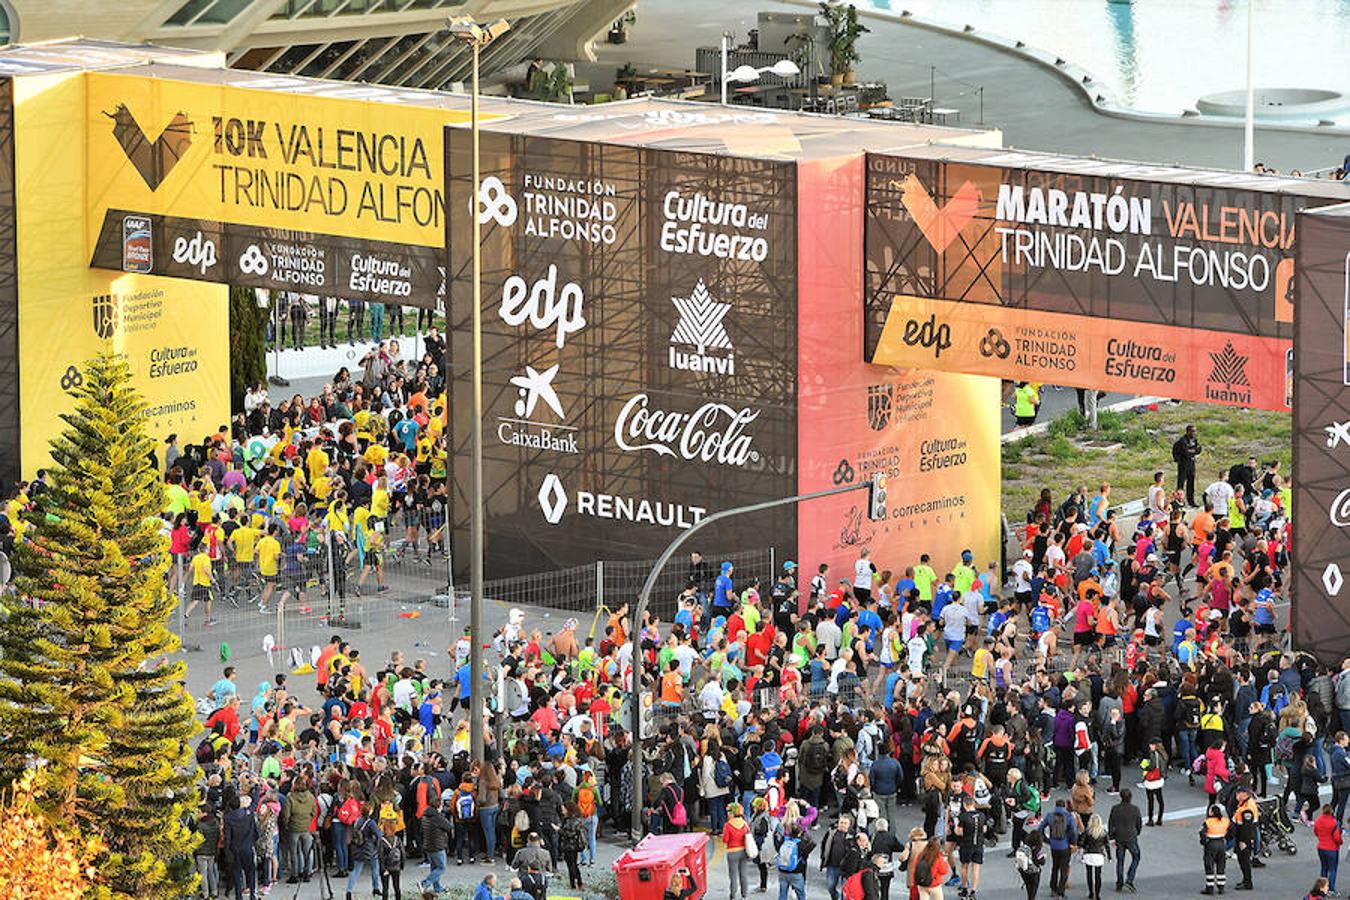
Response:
[612, 833, 708, 900]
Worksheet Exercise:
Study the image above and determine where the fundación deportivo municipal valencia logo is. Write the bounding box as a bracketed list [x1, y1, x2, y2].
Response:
[538, 473, 567, 525]
[106, 104, 194, 191]
[92, 293, 120, 340]
[897, 173, 981, 253]
[867, 384, 893, 431]
[669, 280, 735, 375]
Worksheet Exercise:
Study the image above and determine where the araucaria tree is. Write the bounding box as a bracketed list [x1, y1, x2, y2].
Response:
[0, 353, 200, 898]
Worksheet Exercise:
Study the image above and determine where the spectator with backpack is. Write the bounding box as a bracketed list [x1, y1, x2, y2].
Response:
[559, 803, 587, 890]
[574, 769, 600, 866]
[776, 821, 815, 900]
[451, 775, 479, 865]
[345, 801, 382, 900]
[657, 772, 688, 835]
[841, 851, 884, 900]
[418, 796, 453, 895]
[1040, 799, 1079, 898]
[376, 800, 406, 900]
[911, 837, 950, 900]
[1014, 827, 1046, 900]
[703, 740, 733, 837]
[750, 796, 781, 894]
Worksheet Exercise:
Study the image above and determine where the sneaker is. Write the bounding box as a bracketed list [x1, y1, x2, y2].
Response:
[946, 875, 961, 887]
[205, 618, 218, 627]
[1106, 788, 1119, 795]
[378, 585, 391, 593]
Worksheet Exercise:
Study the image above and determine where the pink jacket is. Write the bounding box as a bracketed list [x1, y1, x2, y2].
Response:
[1204, 745, 1230, 795]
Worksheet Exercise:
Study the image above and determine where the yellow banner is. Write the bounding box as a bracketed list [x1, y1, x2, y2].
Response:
[85, 71, 474, 250]
[15, 72, 230, 475]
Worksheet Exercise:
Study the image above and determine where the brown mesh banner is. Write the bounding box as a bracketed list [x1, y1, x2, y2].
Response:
[446, 131, 798, 579]
[1292, 203, 1350, 662]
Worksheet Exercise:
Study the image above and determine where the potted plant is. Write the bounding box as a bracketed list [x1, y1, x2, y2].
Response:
[530, 63, 574, 104]
[820, 1, 869, 85]
[783, 31, 827, 86]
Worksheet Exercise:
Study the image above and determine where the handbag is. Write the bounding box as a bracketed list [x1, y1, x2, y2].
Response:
[744, 828, 759, 861]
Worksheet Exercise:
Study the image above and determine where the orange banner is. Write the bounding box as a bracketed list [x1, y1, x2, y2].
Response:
[873, 295, 1291, 410]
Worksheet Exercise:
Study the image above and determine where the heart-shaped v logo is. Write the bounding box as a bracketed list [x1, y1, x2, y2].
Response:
[898, 173, 980, 253]
[105, 104, 194, 191]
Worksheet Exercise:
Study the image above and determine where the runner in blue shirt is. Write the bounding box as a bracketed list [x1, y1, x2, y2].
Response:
[712, 562, 736, 616]
[857, 606, 882, 652]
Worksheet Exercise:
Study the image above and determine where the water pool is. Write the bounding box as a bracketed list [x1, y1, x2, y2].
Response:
[863, 0, 1350, 123]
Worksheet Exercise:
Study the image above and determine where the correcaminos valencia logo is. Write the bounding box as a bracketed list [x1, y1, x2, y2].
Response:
[105, 104, 194, 191]
[897, 173, 980, 252]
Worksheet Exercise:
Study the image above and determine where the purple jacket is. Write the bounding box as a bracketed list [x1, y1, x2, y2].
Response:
[1052, 708, 1076, 749]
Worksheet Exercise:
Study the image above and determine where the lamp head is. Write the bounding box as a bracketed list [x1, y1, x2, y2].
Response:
[727, 64, 761, 84]
[447, 15, 511, 45]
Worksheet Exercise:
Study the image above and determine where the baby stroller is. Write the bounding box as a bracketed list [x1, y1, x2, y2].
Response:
[1255, 797, 1298, 856]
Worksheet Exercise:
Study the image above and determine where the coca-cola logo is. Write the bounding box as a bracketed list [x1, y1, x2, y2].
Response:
[613, 393, 760, 467]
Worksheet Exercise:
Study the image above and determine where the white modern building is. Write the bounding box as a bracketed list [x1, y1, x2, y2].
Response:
[0, 0, 630, 87]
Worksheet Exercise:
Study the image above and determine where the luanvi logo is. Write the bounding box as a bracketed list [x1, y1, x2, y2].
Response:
[1204, 341, 1252, 404]
[669, 280, 734, 375]
[92, 293, 120, 340]
[105, 105, 194, 191]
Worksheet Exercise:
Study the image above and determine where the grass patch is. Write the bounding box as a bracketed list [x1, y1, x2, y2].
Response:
[1002, 402, 1291, 523]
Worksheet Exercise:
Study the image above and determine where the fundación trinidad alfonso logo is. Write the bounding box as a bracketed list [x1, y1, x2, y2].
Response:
[669, 279, 735, 375]
[979, 328, 1011, 360]
[105, 104, 194, 191]
[474, 175, 518, 227]
[897, 173, 981, 252]
[92, 293, 120, 340]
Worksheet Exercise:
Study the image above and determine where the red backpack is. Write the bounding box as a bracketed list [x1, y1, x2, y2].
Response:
[842, 870, 866, 900]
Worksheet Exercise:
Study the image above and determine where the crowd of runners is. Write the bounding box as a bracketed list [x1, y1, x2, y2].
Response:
[28, 348, 1336, 900]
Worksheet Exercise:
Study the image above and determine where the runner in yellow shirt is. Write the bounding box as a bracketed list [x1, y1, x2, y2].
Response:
[185, 544, 217, 626]
[306, 443, 329, 482]
[229, 519, 261, 600]
[255, 524, 282, 614]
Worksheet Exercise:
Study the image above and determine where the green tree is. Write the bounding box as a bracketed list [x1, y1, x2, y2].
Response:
[229, 284, 267, 410]
[0, 353, 199, 899]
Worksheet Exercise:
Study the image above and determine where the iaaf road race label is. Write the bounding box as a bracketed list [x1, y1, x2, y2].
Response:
[994, 184, 1290, 293]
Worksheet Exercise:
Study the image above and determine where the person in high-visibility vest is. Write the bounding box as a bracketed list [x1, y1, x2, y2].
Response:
[1014, 382, 1038, 427]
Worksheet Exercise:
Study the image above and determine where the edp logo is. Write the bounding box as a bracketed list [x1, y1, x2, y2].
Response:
[499, 264, 586, 349]
[901, 313, 952, 359]
[172, 231, 218, 275]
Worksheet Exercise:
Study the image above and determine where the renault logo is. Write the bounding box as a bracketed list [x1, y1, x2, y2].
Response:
[538, 473, 567, 524]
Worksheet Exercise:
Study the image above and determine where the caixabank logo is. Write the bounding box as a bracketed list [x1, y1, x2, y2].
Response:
[106, 104, 194, 191]
[1204, 341, 1253, 405]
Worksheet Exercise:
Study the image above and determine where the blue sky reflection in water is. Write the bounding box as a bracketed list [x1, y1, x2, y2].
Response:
[861, 0, 1350, 122]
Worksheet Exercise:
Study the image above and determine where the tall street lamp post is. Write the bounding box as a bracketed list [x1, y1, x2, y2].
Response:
[447, 13, 510, 763]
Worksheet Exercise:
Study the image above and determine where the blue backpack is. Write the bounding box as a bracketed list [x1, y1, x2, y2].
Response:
[776, 836, 800, 871]
[713, 757, 733, 788]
